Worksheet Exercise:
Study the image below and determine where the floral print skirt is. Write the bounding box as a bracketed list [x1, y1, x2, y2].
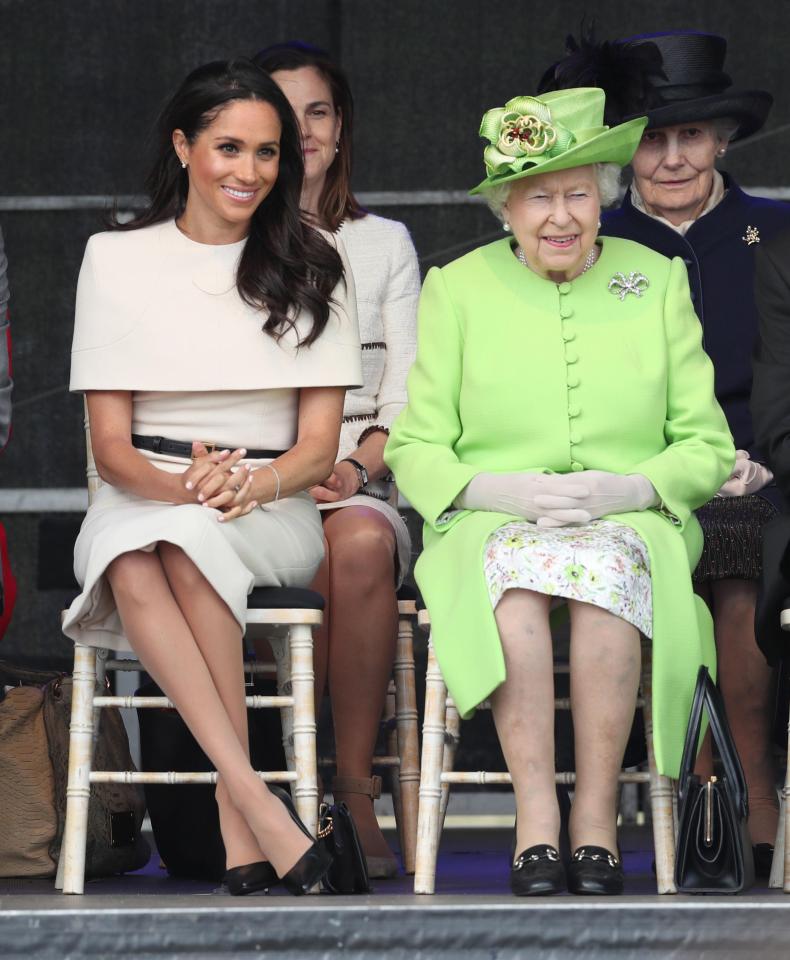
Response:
[483, 519, 653, 637]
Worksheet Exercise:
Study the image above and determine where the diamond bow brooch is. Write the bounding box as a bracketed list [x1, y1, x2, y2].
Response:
[608, 272, 649, 301]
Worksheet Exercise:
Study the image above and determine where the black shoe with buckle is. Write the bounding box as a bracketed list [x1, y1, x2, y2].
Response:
[567, 845, 624, 895]
[510, 843, 565, 896]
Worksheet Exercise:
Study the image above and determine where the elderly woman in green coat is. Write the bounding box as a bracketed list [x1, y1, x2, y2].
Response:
[385, 88, 734, 897]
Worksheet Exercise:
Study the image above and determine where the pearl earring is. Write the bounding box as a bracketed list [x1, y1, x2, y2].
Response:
[503, 222, 511, 232]
[335, 141, 340, 155]
[181, 160, 187, 169]
[597, 219, 602, 229]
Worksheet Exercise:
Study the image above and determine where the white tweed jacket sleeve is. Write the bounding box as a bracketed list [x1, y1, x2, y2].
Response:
[338, 214, 420, 444]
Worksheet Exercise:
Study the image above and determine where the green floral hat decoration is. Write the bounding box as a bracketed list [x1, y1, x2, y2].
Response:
[469, 87, 647, 195]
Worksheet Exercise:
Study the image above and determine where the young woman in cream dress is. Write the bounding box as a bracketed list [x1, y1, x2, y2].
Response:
[62, 60, 361, 896]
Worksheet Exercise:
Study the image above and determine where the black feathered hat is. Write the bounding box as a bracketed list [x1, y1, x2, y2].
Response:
[539, 30, 772, 141]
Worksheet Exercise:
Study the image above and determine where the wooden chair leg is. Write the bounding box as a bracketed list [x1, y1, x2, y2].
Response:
[439, 703, 460, 829]
[641, 642, 677, 894]
[383, 683, 404, 850]
[60, 643, 97, 894]
[394, 615, 420, 874]
[414, 639, 448, 894]
[779, 711, 790, 891]
[271, 633, 296, 789]
[769, 793, 785, 889]
[287, 623, 319, 837]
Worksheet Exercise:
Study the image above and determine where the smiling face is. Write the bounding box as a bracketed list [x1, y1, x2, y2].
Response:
[270, 66, 341, 194]
[173, 98, 281, 243]
[630, 122, 724, 226]
[503, 166, 601, 281]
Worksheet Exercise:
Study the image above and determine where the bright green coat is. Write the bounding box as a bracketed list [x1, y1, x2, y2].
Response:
[385, 236, 735, 777]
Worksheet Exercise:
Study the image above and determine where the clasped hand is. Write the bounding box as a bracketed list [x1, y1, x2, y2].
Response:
[716, 449, 773, 498]
[181, 442, 258, 522]
[458, 470, 657, 527]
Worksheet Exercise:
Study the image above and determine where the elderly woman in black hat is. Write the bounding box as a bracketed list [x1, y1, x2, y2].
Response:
[541, 30, 790, 876]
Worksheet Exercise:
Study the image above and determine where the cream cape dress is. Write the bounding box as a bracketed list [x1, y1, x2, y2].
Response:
[62, 219, 362, 653]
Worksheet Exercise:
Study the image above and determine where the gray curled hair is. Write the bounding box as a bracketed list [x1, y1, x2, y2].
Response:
[482, 162, 622, 222]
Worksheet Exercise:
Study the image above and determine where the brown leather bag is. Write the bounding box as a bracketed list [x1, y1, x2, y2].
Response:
[0, 662, 150, 878]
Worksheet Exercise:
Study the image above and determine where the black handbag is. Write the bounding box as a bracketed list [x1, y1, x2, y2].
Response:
[674, 665, 755, 893]
[318, 801, 371, 894]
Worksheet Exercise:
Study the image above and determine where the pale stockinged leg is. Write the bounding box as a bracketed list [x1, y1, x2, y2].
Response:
[491, 588, 558, 858]
[568, 599, 641, 852]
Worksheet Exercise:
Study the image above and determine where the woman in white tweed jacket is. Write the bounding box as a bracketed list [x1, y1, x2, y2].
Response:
[256, 42, 419, 877]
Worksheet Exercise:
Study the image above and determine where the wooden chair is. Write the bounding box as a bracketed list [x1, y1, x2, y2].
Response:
[58, 404, 323, 894]
[413, 606, 677, 895]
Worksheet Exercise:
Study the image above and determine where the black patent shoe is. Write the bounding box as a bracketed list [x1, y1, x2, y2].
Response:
[223, 860, 278, 896]
[567, 846, 624, 895]
[510, 844, 565, 896]
[269, 786, 334, 896]
[753, 843, 774, 880]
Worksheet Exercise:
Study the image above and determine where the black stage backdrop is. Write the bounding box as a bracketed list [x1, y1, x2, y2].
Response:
[1, 0, 788, 659]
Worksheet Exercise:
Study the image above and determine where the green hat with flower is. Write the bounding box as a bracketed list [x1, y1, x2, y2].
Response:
[469, 87, 647, 195]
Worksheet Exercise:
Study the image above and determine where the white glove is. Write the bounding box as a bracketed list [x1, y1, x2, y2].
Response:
[533, 470, 658, 528]
[455, 471, 589, 522]
[716, 450, 773, 498]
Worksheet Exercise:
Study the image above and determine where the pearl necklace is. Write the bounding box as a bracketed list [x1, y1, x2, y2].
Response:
[517, 244, 598, 277]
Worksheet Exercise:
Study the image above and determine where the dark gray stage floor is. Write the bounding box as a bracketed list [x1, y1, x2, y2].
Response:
[2, 827, 789, 959]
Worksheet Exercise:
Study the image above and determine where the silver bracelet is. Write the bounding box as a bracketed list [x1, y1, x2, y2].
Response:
[263, 462, 281, 502]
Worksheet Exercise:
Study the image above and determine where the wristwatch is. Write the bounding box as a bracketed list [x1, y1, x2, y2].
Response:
[341, 457, 368, 491]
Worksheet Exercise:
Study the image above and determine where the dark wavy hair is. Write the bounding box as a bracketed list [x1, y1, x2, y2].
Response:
[253, 42, 366, 231]
[112, 58, 343, 346]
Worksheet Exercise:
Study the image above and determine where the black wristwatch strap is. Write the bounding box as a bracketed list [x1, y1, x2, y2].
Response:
[341, 457, 368, 490]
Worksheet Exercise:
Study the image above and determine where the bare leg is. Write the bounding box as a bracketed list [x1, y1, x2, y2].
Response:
[568, 600, 641, 852]
[712, 579, 778, 845]
[490, 588, 558, 858]
[323, 507, 398, 862]
[106, 548, 311, 877]
[158, 541, 263, 870]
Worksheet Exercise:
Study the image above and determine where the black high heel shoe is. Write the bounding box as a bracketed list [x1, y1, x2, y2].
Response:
[567, 845, 624, 895]
[223, 860, 279, 896]
[269, 786, 333, 896]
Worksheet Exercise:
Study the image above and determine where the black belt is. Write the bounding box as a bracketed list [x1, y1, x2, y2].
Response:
[132, 434, 286, 460]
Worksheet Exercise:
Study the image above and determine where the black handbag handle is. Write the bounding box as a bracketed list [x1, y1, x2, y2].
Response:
[677, 666, 749, 818]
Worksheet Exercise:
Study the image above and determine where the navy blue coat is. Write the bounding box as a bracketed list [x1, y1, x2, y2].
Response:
[601, 174, 790, 487]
